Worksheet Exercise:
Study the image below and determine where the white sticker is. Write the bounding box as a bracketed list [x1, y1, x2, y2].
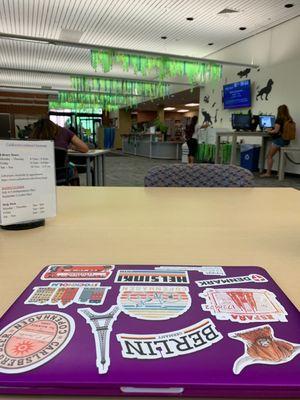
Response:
[155, 266, 226, 276]
[78, 305, 121, 374]
[117, 286, 191, 320]
[0, 311, 75, 374]
[41, 264, 115, 280]
[117, 319, 222, 360]
[228, 325, 300, 374]
[196, 274, 267, 288]
[200, 288, 288, 323]
[25, 282, 111, 309]
[114, 270, 189, 284]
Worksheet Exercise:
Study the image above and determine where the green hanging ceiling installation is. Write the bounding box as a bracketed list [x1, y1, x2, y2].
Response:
[90, 50, 222, 84]
[71, 77, 170, 98]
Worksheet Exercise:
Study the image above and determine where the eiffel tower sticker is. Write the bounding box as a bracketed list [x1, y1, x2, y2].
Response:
[78, 305, 121, 374]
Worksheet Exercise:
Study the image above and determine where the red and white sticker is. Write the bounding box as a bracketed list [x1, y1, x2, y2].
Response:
[196, 274, 267, 288]
[0, 311, 75, 374]
[200, 288, 288, 323]
[25, 282, 111, 309]
[41, 264, 114, 280]
[117, 286, 191, 320]
[228, 325, 300, 374]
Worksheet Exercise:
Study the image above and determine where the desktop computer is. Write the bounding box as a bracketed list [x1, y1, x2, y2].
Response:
[259, 115, 275, 130]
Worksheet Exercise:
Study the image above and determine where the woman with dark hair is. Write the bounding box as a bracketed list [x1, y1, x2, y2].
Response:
[261, 105, 294, 177]
[185, 116, 208, 164]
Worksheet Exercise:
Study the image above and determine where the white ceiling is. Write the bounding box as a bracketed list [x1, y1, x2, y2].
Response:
[0, 0, 299, 93]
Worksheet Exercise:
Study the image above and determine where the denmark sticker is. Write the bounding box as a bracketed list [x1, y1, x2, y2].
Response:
[117, 286, 191, 320]
[0, 311, 75, 374]
[117, 319, 222, 359]
[115, 269, 189, 284]
[25, 282, 110, 308]
[196, 274, 267, 288]
[228, 325, 300, 374]
[41, 264, 114, 280]
[200, 288, 287, 323]
[78, 305, 121, 374]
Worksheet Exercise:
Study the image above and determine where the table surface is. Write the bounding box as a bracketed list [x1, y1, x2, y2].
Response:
[216, 131, 271, 137]
[0, 187, 299, 399]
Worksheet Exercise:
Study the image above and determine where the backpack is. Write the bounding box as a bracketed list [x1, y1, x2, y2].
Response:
[282, 120, 296, 140]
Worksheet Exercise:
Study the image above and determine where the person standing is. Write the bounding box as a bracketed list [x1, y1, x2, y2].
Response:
[261, 105, 295, 177]
[185, 116, 209, 164]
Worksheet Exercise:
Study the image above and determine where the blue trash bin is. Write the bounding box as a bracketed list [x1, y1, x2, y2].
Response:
[240, 144, 260, 171]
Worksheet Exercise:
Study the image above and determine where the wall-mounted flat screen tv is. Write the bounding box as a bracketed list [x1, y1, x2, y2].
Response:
[223, 79, 251, 109]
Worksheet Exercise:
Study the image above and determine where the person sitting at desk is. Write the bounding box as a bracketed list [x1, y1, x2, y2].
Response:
[261, 105, 294, 178]
[30, 118, 89, 184]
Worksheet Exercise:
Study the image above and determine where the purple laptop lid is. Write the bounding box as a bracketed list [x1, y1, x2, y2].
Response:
[0, 265, 299, 398]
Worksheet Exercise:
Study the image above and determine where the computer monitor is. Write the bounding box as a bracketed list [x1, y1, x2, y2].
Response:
[259, 115, 275, 130]
[231, 114, 251, 131]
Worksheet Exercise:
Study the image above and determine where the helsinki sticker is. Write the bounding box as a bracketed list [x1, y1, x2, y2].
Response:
[228, 325, 300, 374]
[0, 311, 75, 374]
[114, 269, 189, 284]
[200, 288, 288, 323]
[117, 319, 223, 360]
[78, 305, 121, 374]
[41, 264, 115, 280]
[117, 286, 191, 320]
[196, 274, 267, 288]
[25, 282, 111, 309]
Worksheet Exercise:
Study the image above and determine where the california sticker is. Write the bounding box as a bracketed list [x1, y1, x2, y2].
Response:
[41, 264, 114, 280]
[228, 325, 300, 374]
[200, 288, 288, 323]
[0, 311, 75, 374]
[117, 319, 223, 360]
[117, 286, 191, 320]
[115, 270, 189, 284]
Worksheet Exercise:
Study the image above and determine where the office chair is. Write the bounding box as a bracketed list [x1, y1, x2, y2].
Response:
[144, 164, 254, 187]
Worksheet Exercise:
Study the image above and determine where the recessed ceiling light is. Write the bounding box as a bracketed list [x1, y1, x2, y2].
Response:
[284, 3, 294, 7]
[177, 109, 189, 113]
[161, 36, 167, 40]
[208, 43, 214, 46]
[185, 103, 199, 107]
[186, 17, 194, 21]
[164, 107, 176, 111]
[239, 27, 247, 31]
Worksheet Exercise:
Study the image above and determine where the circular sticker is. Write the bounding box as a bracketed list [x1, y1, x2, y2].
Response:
[0, 311, 75, 374]
[117, 286, 191, 320]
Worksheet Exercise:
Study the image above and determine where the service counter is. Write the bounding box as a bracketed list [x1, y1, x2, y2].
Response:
[121, 133, 182, 160]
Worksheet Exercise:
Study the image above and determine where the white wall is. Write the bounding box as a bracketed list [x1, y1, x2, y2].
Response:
[199, 17, 300, 173]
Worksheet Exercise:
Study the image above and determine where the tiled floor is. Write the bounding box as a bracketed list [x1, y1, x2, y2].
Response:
[79, 151, 300, 189]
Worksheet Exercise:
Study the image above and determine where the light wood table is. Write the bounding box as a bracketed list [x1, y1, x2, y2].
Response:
[0, 187, 300, 399]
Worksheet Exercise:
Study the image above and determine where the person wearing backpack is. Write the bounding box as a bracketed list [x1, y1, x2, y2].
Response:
[260, 104, 296, 177]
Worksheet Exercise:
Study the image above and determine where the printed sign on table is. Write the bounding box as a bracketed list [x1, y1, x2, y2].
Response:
[200, 288, 288, 323]
[196, 274, 267, 288]
[25, 282, 110, 308]
[115, 269, 189, 284]
[117, 286, 191, 320]
[117, 319, 222, 359]
[228, 325, 300, 374]
[0, 311, 75, 374]
[41, 264, 114, 280]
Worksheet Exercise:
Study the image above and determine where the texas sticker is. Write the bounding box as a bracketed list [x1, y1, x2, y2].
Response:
[229, 325, 300, 374]
[117, 286, 191, 320]
[25, 282, 111, 308]
[196, 274, 267, 288]
[117, 319, 222, 359]
[41, 264, 114, 280]
[115, 270, 189, 284]
[200, 288, 288, 323]
[0, 311, 75, 374]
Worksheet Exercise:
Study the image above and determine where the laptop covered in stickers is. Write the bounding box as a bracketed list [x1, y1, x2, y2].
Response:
[0, 264, 299, 397]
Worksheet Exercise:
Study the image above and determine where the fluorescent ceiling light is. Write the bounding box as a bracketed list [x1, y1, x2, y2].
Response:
[177, 109, 189, 113]
[164, 107, 176, 111]
[185, 103, 199, 106]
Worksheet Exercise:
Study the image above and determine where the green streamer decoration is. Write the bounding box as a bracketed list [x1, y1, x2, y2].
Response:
[90, 49, 222, 84]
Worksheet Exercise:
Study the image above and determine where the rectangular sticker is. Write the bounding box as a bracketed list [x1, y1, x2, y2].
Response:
[155, 266, 226, 276]
[114, 270, 189, 284]
[41, 264, 115, 280]
[196, 274, 267, 288]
